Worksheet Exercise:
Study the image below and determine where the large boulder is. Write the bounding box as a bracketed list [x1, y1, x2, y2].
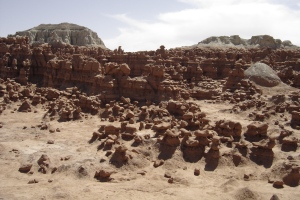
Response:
[244, 62, 282, 87]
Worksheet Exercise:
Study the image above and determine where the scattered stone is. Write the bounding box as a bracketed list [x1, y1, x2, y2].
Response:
[19, 163, 32, 173]
[273, 180, 284, 188]
[94, 169, 114, 182]
[51, 167, 57, 174]
[270, 194, 280, 200]
[194, 168, 200, 176]
[37, 154, 50, 167]
[28, 179, 39, 184]
[153, 160, 164, 168]
[78, 166, 88, 176]
[244, 174, 250, 181]
[49, 128, 56, 133]
[164, 172, 172, 178]
[137, 170, 146, 176]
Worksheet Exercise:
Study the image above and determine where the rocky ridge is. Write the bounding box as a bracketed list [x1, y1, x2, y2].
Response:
[198, 35, 295, 48]
[10, 23, 106, 47]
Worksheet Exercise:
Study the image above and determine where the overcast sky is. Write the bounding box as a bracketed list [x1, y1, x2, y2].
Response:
[0, 0, 299, 51]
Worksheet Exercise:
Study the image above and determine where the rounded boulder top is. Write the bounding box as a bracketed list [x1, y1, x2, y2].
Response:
[244, 62, 282, 87]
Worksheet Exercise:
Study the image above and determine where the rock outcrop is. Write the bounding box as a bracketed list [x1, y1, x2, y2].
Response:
[10, 23, 106, 47]
[198, 35, 295, 48]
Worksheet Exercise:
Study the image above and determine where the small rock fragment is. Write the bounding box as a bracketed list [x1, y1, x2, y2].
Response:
[194, 168, 200, 176]
[168, 178, 174, 184]
[270, 194, 280, 200]
[164, 172, 172, 178]
[273, 180, 284, 188]
[153, 160, 164, 168]
[28, 179, 39, 184]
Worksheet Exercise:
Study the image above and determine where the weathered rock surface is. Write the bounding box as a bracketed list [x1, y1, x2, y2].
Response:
[244, 62, 282, 87]
[10, 23, 105, 47]
[198, 35, 295, 48]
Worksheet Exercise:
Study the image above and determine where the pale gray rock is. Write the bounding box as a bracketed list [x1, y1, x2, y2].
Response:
[11, 23, 106, 47]
[198, 35, 295, 48]
[244, 62, 282, 87]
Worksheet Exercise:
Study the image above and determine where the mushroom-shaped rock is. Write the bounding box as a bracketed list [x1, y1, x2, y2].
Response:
[115, 145, 128, 153]
[153, 122, 171, 131]
[104, 125, 120, 135]
[125, 124, 137, 134]
[184, 136, 200, 147]
[281, 135, 299, 151]
[194, 130, 213, 137]
[109, 145, 129, 166]
[252, 138, 275, 149]
[211, 136, 221, 150]
[283, 167, 300, 187]
[126, 110, 135, 119]
[180, 128, 192, 137]
[165, 129, 180, 137]
[163, 129, 181, 146]
[245, 122, 268, 141]
[215, 120, 242, 137]
[182, 112, 193, 120]
[119, 63, 131, 76]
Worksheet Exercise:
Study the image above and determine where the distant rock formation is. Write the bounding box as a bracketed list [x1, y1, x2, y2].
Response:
[10, 23, 106, 47]
[198, 35, 295, 48]
[0, 35, 299, 104]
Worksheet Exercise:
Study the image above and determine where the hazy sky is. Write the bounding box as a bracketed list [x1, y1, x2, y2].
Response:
[0, 0, 299, 51]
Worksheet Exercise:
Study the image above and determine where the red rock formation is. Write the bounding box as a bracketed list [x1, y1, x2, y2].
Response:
[1, 36, 300, 104]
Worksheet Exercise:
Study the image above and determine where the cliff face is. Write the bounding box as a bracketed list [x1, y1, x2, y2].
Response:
[0, 36, 300, 104]
[10, 23, 106, 47]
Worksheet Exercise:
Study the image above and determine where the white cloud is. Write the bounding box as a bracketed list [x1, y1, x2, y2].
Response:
[105, 0, 300, 51]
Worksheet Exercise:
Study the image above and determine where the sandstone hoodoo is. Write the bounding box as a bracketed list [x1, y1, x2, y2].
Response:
[0, 29, 300, 200]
